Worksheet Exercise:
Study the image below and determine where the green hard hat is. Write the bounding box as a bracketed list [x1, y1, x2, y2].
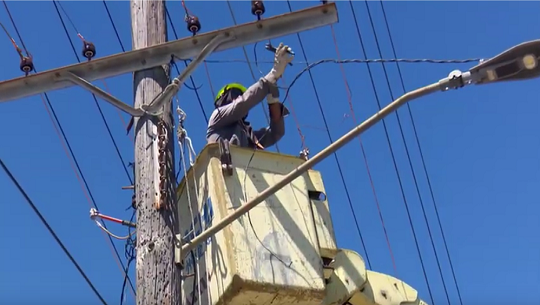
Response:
[215, 83, 247, 102]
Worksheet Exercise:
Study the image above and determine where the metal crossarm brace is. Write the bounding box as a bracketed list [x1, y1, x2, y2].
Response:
[0, 3, 338, 108]
[64, 72, 145, 116]
[65, 34, 232, 117]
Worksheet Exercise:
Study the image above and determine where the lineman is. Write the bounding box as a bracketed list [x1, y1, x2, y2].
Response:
[206, 43, 294, 150]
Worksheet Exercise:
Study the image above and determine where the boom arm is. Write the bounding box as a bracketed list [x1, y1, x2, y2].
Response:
[322, 249, 429, 305]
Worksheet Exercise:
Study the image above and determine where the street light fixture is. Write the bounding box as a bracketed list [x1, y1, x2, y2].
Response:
[181, 39, 540, 255]
[468, 39, 540, 85]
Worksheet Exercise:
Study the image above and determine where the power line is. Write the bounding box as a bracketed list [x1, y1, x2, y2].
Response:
[53, 0, 133, 184]
[377, 2, 464, 304]
[1, 0, 136, 295]
[0, 158, 108, 305]
[328, 23, 399, 274]
[165, 6, 209, 123]
[164, 5, 209, 181]
[361, 0, 450, 302]
[285, 0, 372, 268]
[225, 0, 280, 153]
[51, 2, 137, 294]
[349, 0, 436, 302]
[102, 0, 126, 52]
[201, 58, 481, 64]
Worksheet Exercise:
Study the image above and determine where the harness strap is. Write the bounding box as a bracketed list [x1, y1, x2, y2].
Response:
[241, 120, 265, 150]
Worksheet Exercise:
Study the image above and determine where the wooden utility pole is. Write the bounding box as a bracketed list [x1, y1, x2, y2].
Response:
[131, 1, 180, 304]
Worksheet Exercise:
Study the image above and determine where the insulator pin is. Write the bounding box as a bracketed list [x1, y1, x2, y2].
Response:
[251, 1, 265, 20]
[20, 56, 34, 76]
[186, 15, 201, 36]
[82, 40, 96, 61]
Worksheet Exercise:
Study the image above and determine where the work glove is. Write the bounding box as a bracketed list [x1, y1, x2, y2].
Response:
[265, 43, 294, 83]
[266, 94, 290, 118]
[266, 94, 280, 105]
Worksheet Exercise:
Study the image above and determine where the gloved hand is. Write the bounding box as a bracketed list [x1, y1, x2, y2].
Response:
[266, 94, 290, 118]
[265, 43, 294, 83]
[266, 94, 280, 105]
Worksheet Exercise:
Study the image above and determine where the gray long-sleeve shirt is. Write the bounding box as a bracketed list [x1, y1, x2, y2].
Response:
[206, 77, 288, 149]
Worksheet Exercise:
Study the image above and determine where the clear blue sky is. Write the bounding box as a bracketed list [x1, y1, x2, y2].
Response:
[1, 1, 539, 304]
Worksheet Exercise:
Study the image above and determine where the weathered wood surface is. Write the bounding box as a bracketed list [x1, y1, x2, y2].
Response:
[131, 1, 180, 304]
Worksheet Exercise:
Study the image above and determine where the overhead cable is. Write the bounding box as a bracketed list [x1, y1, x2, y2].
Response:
[285, 0, 372, 268]
[0, 158, 109, 305]
[1, 0, 135, 295]
[350, 0, 436, 302]
[328, 22, 398, 274]
[377, 1, 463, 304]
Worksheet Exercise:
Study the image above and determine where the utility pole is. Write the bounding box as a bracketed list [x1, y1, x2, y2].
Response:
[131, 1, 180, 304]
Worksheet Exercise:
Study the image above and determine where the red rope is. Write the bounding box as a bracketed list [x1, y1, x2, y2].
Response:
[281, 75, 307, 151]
[329, 24, 399, 274]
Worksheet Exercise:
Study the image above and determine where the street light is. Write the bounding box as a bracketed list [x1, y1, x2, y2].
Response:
[181, 39, 540, 255]
[469, 39, 540, 85]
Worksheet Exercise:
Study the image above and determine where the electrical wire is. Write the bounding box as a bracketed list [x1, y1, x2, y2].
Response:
[252, 41, 308, 151]
[361, 1, 448, 302]
[53, 1, 133, 185]
[56, 1, 133, 141]
[176, 107, 202, 305]
[377, 1, 464, 304]
[280, 74, 308, 152]
[52, 3, 139, 296]
[165, 7, 208, 122]
[98, 3, 142, 301]
[165, 6, 209, 182]
[280, 58, 476, 104]
[225, 0, 280, 153]
[179, 126, 203, 305]
[350, 0, 435, 302]
[120, 211, 136, 305]
[285, 0, 372, 268]
[201, 58, 481, 65]
[0, 158, 109, 305]
[102, 1, 125, 52]
[328, 23, 399, 274]
[1, 0, 136, 296]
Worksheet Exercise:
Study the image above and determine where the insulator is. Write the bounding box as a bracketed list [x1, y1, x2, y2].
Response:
[251, 1, 265, 20]
[186, 15, 201, 36]
[131, 194, 137, 209]
[321, 0, 328, 3]
[82, 40, 96, 60]
[20, 56, 34, 75]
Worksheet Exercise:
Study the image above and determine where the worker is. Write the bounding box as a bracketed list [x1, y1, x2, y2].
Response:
[206, 43, 294, 150]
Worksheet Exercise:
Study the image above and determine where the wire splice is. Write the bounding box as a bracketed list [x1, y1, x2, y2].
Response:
[185, 15, 201, 36]
[78, 33, 96, 61]
[1, 22, 34, 75]
[251, 1, 265, 20]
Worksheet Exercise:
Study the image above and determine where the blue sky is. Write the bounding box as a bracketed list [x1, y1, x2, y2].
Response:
[1, 1, 539, 304]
